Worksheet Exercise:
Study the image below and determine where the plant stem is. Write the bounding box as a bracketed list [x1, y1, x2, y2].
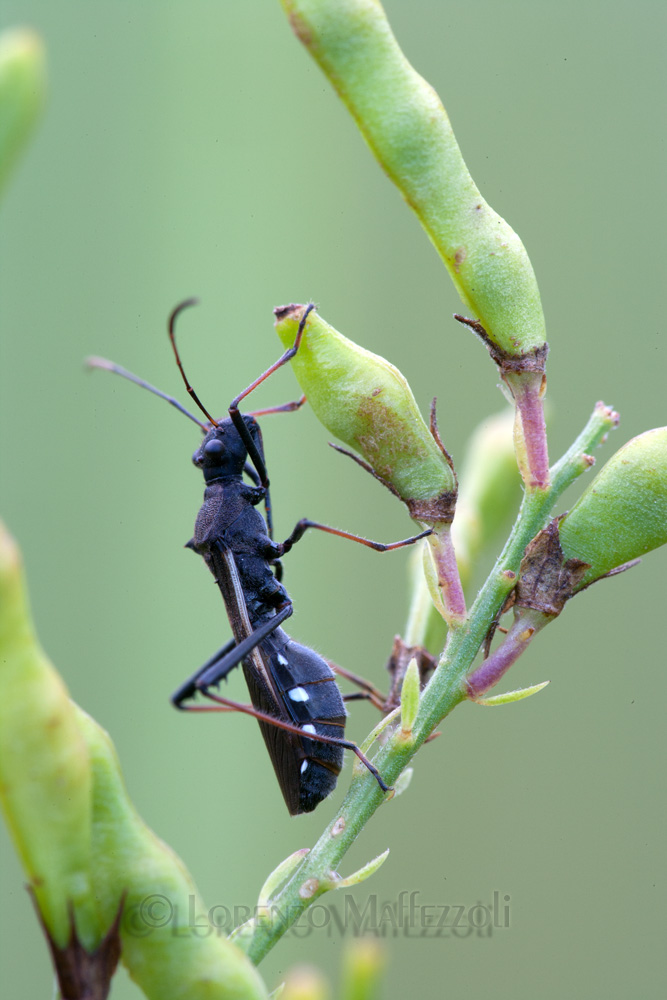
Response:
[239, 403, 617, 963]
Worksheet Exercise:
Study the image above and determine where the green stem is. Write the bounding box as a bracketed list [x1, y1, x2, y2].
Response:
[239, 403, 617, 963]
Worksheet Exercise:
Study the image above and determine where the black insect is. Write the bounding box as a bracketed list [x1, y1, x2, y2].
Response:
[89, 300, 431, 814]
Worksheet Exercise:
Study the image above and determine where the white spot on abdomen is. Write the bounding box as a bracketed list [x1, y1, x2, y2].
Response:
[288, 686, 309, 702]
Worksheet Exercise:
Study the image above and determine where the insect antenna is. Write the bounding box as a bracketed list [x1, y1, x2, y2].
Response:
[85, 356, 207, 430]
[167, 298, 219, 427]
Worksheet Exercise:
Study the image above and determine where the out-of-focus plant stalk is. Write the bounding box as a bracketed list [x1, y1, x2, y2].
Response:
[0, 521, 269, 999]
[0, 522, 100, 952]
[0, 28, 45, 195]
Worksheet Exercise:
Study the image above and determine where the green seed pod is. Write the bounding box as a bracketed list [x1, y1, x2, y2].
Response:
[558, 427, 667, 588]
[0, 28, 46, 195]
[282, 1, 550, 490]
[281, 0, 546, 358]
[275, 304, 456, 524]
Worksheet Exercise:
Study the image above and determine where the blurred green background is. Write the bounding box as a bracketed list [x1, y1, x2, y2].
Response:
[1, 1, 665, 997]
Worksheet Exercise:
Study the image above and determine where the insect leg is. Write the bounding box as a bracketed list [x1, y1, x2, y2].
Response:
[328, 661, 387, 711]
[242, 450, 276, 541]
[197, 690, 391, 794]
[243, 463, 260, 486]
[278, 519, 432, 556]
[171, 637, 238, 706]
[242, 397, 309, 541]
[171, 604, 294, 708]
[341, 691, 382, 705]
[247, 394, 306, 418]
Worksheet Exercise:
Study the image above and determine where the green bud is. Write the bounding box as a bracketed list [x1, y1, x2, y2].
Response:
[275, 304, 456, 523]
[280, 967, 329, 1000]
[558, 427, 667, 588]
[0, 28, 46, 195]
[341, 938, 386, 1000]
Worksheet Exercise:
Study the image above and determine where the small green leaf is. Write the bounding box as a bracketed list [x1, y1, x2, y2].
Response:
[356, 708, 399, 760]
[257, 850, 310, 909]
[392, 767, 414, 797]
[323, 849, 390, 891]
[473, 680, 550, 706]
[400, 658, 420, 736]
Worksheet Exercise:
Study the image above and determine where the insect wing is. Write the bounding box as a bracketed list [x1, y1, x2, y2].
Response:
[207, 541, 280, 700]
[241, 656, 306, 815]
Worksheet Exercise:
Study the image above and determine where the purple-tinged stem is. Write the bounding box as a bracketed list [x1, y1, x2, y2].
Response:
[428, 525, 467, 624]
[507, 371, 550, 490]
[465, 609, 551, 698]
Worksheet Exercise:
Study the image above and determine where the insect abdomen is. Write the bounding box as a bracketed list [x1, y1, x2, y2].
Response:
[269, 633, 346, 814]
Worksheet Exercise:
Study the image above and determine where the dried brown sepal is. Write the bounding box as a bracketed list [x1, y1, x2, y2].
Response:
[453, 314, 549, 376]
[515, 518, 590, 617]
[573, 558, 642, 595]
[405, 491, 458, 525]
[429, 398, 456, 475]
[330, 442, 458, 526]
[328, 442, 402, 500]
[482, 590, 517, 658]
[383, 635, 437, 713]
[31, 890, 124, 1000]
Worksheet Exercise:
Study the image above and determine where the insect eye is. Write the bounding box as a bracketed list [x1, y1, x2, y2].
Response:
[204, 438, 225, 459]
